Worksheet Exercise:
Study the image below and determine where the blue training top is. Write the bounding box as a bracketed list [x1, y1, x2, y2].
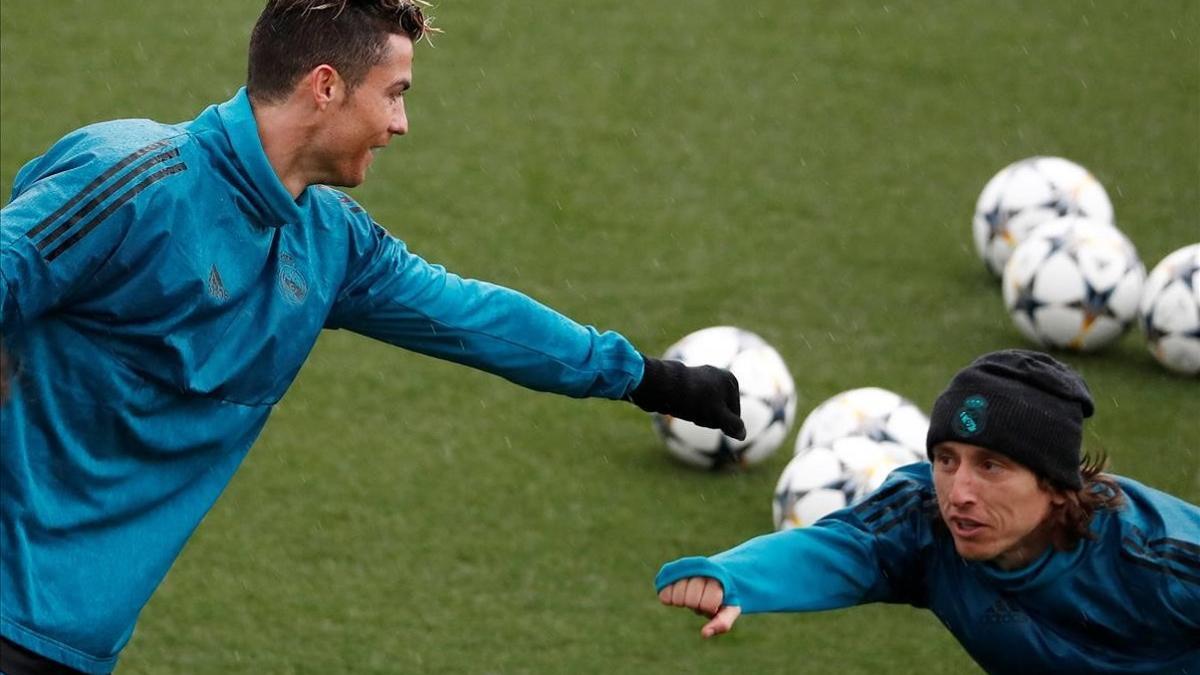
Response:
[657, 463, 1200, 674]
[0, 88, 645, 673]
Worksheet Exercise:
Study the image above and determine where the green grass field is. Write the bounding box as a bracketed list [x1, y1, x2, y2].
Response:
[2, 1, 1197, 672]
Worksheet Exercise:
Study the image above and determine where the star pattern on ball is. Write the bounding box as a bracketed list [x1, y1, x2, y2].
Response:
[1039, 176, 1074, 217]
[1172, 258, 1200, 291]
[1012, 278, 1047, 324]
[709, 435, 742, 469]
[1071, 284, 1119, 323]
[983, 203, 1009, 239]
[764, 392, 791, 426]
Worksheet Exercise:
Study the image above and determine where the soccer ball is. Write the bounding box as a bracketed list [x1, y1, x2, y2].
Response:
[1003, 215, 1145, 351]
[973, 156, 1114, 278]
[1003, 216, 1143, 351]
[652, 326, 796, 469]
[773, 436, 923, 531]
[1139, 243, 1200, 376]
[794, 387, 929, 456]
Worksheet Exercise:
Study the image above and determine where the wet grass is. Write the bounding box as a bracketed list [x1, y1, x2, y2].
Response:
[2, 1, 1196, 672]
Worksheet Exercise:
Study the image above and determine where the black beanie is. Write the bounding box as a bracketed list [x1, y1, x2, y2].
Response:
[926, 350, 1094, 490]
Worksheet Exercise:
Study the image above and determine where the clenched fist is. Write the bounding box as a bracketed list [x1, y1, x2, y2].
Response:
[658, 576, 742, 638]
[629, 357, 745, 440]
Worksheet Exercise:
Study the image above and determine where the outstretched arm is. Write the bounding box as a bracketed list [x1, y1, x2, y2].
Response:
[328, 217, 642, 398]
[327, 212, 743, 436]
[655, 469, 933, 636]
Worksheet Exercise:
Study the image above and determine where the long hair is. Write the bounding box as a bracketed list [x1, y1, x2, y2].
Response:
[247, 0, 437, 103]
[1044, 450, 1125, 551]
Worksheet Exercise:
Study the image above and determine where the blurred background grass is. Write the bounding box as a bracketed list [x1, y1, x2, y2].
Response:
[2, 1, 1197, 673]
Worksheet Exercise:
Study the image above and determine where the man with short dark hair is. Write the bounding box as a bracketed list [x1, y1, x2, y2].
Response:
[657, 350, 1200, 674]
[0, 2, 743, 672]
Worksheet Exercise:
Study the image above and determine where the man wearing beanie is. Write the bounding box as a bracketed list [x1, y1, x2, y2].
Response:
[655, 349, 1200, 674]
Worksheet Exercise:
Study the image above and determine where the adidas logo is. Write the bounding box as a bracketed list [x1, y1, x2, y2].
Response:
[208, 264, 229, 302]
[982, 597, 1028, 624]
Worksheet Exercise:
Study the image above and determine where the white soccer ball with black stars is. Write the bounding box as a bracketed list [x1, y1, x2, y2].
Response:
[652, 326, 796, 470]
[1003, 215, 1145, 351]
[794, 387, 929, 457]
[1139, 243, 1200, 376]
[773, 435, 923, 531]
[973, 156, 1114, 279]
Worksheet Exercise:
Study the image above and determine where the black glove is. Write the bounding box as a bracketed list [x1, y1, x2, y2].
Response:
[629, 356, 746, 440]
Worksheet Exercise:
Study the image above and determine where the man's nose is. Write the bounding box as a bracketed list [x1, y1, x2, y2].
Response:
[390, 101, 408, 136]
[948, 471, 977, 507]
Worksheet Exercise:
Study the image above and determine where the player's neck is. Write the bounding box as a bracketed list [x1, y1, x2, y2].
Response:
[991, 519, 1057, 571]
[254, 102, 321, 199]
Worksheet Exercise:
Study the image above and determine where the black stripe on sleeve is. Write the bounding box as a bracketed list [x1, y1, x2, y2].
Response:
[852, 480, 917, 518]
[338, 194, 364, 214]
[1123, 537, 1200, 580]
[1119, 549, 1200, 586]
[44, 163, 188, 262]
[1159, 552, 1200, 572]
[863, 489, 922, 525]
[1128, 540, 1200, 572]
[854, 480, 925, 524]
[24, 139, 170, 241]
[36, 149, 181, 252]
[862, 489, 925, 527]
[1147, 537, 1200, 557]
[1123, 531, 1200, 569]
[872, 497, 938, 535]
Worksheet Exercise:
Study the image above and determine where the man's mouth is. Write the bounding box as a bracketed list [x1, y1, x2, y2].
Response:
[949, 517, 987, 538]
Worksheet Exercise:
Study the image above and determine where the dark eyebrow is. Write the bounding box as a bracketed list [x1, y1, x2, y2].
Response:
[390, 79, 411, 93]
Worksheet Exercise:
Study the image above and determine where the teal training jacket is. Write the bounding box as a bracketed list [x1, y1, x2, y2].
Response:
[0, 88, 644, 673]
[657, 463, 1200, 673]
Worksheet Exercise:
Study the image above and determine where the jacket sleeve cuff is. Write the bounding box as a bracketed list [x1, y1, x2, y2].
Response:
[654, 556, 742, 608]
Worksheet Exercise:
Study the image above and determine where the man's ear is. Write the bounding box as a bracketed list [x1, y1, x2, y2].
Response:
[307, 64, 342, 110]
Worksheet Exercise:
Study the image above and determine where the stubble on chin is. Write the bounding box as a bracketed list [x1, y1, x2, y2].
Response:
[953, 541, 992, 562]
